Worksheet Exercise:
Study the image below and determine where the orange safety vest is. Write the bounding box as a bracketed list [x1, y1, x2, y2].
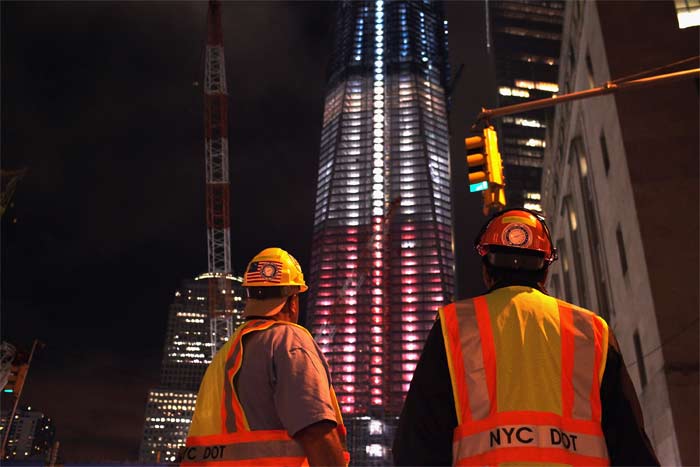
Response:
[439, 286, 610, 466]
[182, 319, 349, 466]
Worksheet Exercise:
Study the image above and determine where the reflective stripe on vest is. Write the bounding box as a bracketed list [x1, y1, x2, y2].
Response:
[183, 320, 349, 466]
[183, 430, 306, 466]
[222, 319, 277, 433]
[439, 288, 610, 466]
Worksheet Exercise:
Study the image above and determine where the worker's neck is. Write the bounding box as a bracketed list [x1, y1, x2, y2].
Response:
[488, 279, 547, 294]
[275, 309, 298, 324]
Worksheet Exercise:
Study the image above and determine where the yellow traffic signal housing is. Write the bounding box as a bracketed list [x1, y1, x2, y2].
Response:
[464, 126, 506, 215]
[465, 135, 488, 192]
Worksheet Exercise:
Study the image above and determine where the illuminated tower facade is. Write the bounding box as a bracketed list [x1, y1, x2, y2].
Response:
[307, 1, 453, 463]
[487, 0, 564, 210]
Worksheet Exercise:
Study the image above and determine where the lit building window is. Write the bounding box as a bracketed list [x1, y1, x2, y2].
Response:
[535, 81, 559, 92]
[369, 419, 384, 435]
[515, 117, 543, 128]
[525, 138, 546, 148]
[515, 79, 535, 89]
[523, 202, 542, 211]
[499, 86, 530, 98]
[499, 26, 561, 41]
[675, 0, 700, 28]
[366, 444, 385, 457]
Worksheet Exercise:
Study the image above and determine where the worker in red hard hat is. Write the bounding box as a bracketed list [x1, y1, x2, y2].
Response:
[182, 247, 349, 466]
[393, 209, 659, 466]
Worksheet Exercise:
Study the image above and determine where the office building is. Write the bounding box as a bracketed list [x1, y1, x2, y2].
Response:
[139, 274, 245, 464]
[306, 1, 453, 463]
[541, 1, 698, 464]
[2, 406, 56, 463]
[487, 0, 564, 210]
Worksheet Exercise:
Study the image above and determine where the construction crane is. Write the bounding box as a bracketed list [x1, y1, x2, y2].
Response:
[203, 0, 234, 356]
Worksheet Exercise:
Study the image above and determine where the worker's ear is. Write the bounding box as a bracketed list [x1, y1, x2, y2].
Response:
[282, 294, 295, 312]
[538, 267, 549, 290]
[481, 262, 494, 289]
[287, 295, 300, 323]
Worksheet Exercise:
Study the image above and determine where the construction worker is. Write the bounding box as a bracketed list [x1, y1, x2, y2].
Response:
[393, 209, 659, 466]
[182, 247, 349, 466]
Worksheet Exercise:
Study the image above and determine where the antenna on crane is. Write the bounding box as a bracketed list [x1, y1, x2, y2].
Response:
[203, 0, 234, 356]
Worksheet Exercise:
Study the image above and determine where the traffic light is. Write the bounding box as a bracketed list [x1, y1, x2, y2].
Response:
[465, 126, 506, 215]
[465, 134, 488, 193]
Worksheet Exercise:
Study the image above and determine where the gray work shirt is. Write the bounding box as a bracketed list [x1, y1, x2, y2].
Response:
[235, 322, 338, 437]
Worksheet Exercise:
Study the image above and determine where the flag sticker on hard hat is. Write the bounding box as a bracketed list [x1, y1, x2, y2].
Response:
[245, 261, 283, 283]
[502, 223, 533, 248]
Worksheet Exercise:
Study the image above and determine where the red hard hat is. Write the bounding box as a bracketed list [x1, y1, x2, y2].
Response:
[475, 209, 557, 267]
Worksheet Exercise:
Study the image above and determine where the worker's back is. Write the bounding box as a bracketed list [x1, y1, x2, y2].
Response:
[236, 322, 336, 435]
[439, 284, 609, 465]
[484, 285, 592, 415]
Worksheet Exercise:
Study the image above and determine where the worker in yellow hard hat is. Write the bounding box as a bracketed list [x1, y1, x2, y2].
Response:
[182, 247, 349, 466]
[393, 209, 659, 466]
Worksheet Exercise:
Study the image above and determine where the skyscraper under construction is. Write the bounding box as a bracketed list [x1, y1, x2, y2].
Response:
[306, 1, 454, 463]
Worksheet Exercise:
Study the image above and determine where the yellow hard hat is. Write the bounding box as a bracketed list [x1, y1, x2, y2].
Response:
[243, 247, 308, 291]
[242, 247, 308, 318]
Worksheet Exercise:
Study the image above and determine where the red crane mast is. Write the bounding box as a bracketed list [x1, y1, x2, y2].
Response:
[203, 0, 233, 355]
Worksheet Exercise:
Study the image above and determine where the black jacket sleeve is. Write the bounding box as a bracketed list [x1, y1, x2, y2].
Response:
[393, 320, 455, 466]
[600, 330, 660, 466]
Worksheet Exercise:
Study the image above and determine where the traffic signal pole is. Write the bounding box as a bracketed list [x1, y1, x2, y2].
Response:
[465, 65, 698, 215]
[475, 67, 699, 125]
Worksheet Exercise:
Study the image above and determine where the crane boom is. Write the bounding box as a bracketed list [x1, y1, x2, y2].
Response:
[203, 0, 234, 355]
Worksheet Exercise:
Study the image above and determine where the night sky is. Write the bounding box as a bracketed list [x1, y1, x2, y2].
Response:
[2, 1, 493, 461]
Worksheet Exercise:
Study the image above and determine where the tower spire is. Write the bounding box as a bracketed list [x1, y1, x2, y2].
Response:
[203, 0, 233, 355]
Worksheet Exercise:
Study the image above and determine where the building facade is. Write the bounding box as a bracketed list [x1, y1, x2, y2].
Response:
[306, 1, 454, 463]
[2, 406, 56, 463]
[139, 275, 245, 464]
[487, 0, 564, 210]
[541, 1, 698, 464]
